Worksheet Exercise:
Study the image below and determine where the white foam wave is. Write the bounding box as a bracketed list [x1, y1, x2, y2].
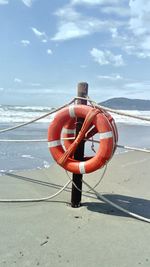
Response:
[0, 105, 150, 125]
[21, 154, 34, 159]
[0, 105, 55, 123]
[43, 160, 50, 168]
[111, 110, 150, 126]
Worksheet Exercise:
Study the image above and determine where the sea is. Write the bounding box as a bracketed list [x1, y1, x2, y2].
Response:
[0, 104, 150, 175]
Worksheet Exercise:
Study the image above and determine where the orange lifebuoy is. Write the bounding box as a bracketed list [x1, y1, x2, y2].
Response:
[48, 105, 117, 174]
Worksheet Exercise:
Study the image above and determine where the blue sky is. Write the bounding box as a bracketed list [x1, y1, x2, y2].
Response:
[0, 0, 150, 106]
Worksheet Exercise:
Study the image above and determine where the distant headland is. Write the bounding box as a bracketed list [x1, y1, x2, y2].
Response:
[100, 97, 150, 110]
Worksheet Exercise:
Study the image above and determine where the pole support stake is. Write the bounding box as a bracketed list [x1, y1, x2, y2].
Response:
[71, 82, 88, 208]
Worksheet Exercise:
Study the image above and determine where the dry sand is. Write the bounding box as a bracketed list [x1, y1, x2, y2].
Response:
[0, 151, 150, 267]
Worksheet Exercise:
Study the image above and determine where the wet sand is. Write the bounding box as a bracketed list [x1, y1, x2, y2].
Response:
[0, 151, 150, 267]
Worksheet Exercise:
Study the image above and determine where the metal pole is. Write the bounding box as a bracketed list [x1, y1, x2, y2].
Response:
[71, 82, 88, 207]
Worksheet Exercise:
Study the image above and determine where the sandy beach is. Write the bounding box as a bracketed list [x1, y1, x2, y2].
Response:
[0, 151, 150, 267]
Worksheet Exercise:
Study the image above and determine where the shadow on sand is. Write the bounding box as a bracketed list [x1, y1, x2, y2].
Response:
[3, 172, 70, 191]
[2, 172, 150, 220]
[83, 194, 150, 219]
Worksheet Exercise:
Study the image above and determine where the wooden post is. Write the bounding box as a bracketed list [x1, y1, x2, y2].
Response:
[71, 82, 88, 207]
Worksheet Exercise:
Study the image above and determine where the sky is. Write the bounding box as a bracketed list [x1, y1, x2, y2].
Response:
[0, 0, 150, 107]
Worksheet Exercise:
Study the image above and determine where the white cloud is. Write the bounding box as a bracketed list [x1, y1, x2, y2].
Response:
[52, 3, 123, 41]
[91, 49, 109, 65]
[22, 0, 33, 7]
[71, 0, 119, 5]
[52, 6, 114, 41]
[31, 27, 47, 39]
[108, 25, 150, 59]
[14, 78, 22, 83]
[101, 6, 130, 17]
[29, 83, 41, 87]
[124, 42, 150, 59]
[80, 64, 87, 68]
[0, 0, 8, 4]
[110, 27, 118, 39]
[141, 36, 150, 51]
[124, 0, 150, 59]
[0, 1, 35, 8]
[0, 87, 4, 91]
[42, 39, 48, 43]
[98, 74, 123, 80]
[124, 81, 150, 91]
[54, 6, 80, 21]
[90, 48, 125, 66]
[123, 81, 150, 99]
[52, 2, 125, 42]
[47, 49, 52, 55]
[21, 40, 30, 46]
[14, 88, 73, 95]
[67, 0, 150, 60]
[129, 0, 150, 36]
[52, 22, 89, 41]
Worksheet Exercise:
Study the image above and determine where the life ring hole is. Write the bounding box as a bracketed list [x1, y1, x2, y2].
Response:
[61, 121, 100, 157]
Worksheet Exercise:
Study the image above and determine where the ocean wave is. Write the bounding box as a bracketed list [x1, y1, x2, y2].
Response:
[110, 110, 150, 126]
[0, 104, 150, 125]
[0, 104, 55, 123]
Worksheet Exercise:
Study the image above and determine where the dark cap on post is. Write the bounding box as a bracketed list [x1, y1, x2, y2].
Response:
[77, 83, 88, 102]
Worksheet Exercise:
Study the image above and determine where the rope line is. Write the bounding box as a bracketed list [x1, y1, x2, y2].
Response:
[66, 171, 150, 224]
[0, 166, 106, 203]
[0, 139, 47, 142]
[117, 144, 150, 153]
[0, 137, 150, 153]
[82, 179, 150, 224]
[0, 179, 71, 202]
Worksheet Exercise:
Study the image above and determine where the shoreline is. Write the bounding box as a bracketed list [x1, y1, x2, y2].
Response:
[1, 122, 150, 174]
[1, 150, 149, 197]
[0, 145, 149, 176]
[0, 149, 135, 176]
